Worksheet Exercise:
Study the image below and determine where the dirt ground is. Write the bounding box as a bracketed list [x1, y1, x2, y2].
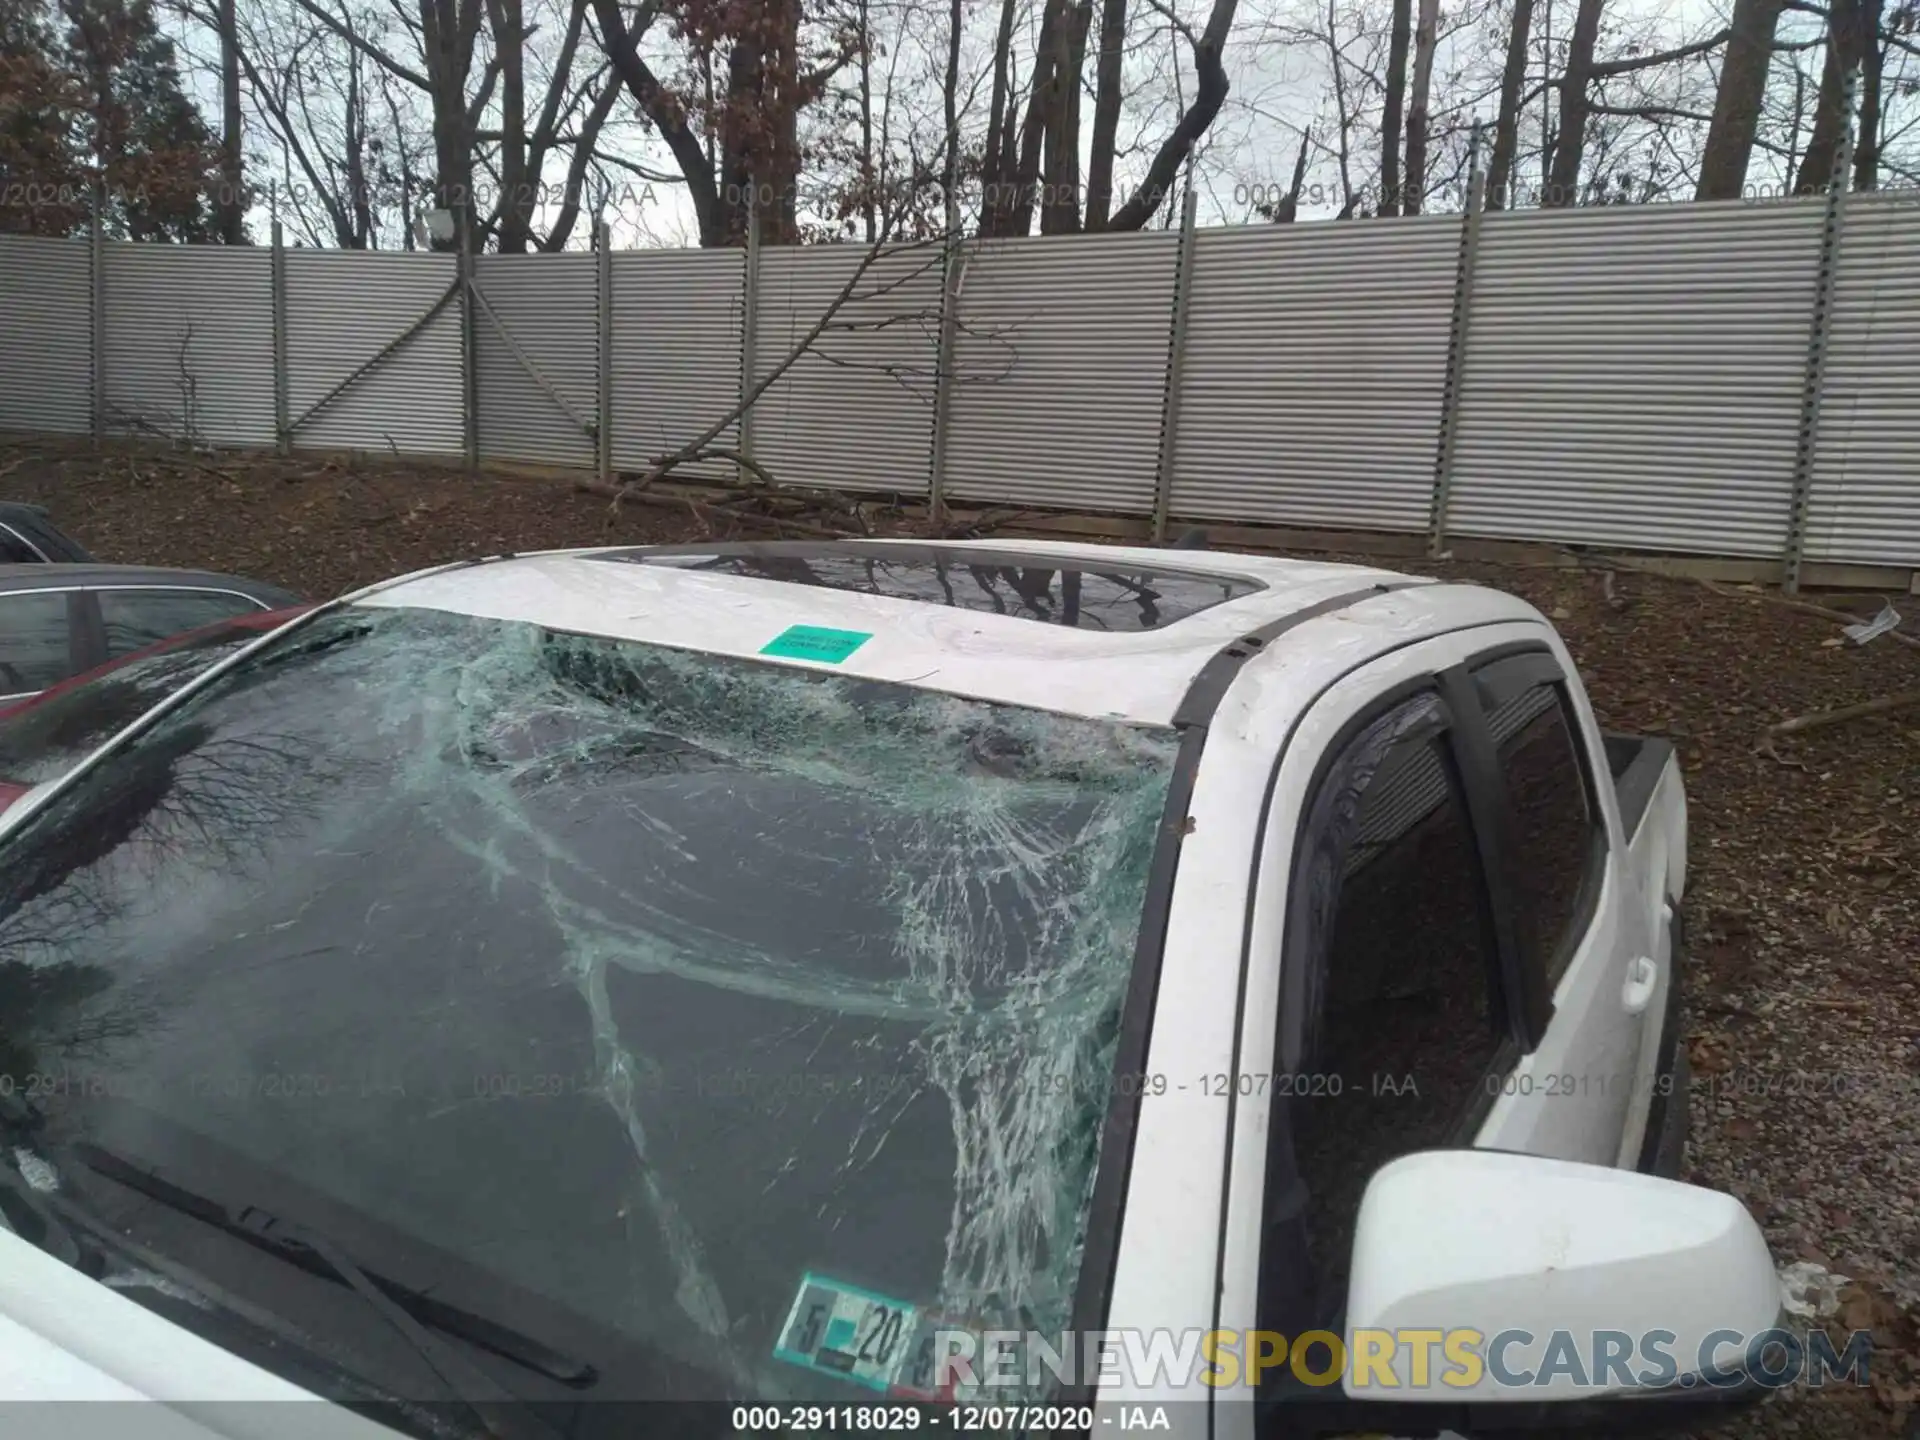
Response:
[4, 437, 1919, 1438]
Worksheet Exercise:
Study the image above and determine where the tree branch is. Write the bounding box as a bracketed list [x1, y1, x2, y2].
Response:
[289, 0, 430, 89]
[1106, 0, 1240, 230]
[592, 0, 721, 244]
[1590, 27, 1731, 76]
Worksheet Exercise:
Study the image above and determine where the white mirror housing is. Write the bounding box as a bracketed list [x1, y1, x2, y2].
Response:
[1342, 1149, 1783, 1403]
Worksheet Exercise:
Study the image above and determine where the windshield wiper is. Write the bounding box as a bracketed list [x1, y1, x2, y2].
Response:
[0, 1147, 88, 1269]
[72, 1142, 590, 1438]
[0, 1092, 93, 1270]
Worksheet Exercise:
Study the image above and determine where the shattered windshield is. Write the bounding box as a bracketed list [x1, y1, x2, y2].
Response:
[0, 606, 1179, 1402]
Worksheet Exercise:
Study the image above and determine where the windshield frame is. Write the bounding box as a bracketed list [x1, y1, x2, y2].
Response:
[0, 582, 1204, 1402]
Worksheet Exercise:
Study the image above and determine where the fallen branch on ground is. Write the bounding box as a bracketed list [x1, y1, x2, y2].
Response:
[1577, 551, 1920, 652]
[609, 231, 946, 503]
[573, 479, 861, 538]
[1766, 689, 1920, 736]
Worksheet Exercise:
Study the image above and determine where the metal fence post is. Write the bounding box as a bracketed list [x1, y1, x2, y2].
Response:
[738, 191, 761, 485]
[89, 184, 106, 445]
[270, 211, 291, 455]
[1428, 120, 1487, 557]
[1151, 187, 1200, 543]
[596, 218, 614, 486]
[928, 236, 968, 529]
[1784, 65, 1859, 594]
[457, 210, 480, 473]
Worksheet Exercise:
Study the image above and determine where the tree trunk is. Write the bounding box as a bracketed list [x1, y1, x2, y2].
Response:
[943, 0, 960, 226]
[1271, 125, 1311, 221]
[1854, 0, 1884, 189]
[857, 0, 875, 241]
[1486, 0, 1534, 210]
[717, 34, 759, 243]
[593, 0, 722, 245]
[999, 0, 1062, 237]
[1325, 0, 1357, 216]
[1403, 0, 1439, 213]
[1084, 0, 1127, 228]
[343, 53, 374, 245]
[980, 0, 1019, 231]
[489, 0, 530, 252]
[419, 0, 483, 248]
[1544, 0, 1603, 206]
[540, 76, 617, 250]
[1794, 0, 1863, 194]
[1039, 0, 1092, 233]
[216, 0, 243, 242]
[1695, 0, 1784, 199]
[1105, 0, 1239, 230]
[1380, 0, 1411, 213]
[526, 0, 603, 251]
[767, 1, 802, 245]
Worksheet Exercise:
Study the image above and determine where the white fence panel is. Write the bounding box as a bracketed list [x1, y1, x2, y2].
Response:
[1806, 192, 1920, 567]
[1170, 215, 1460, 532]
[475, 253, 598, 469]
[945, 229, 1179, 513]
[610, 249, 742, 478]
[286, 251, 463, 456]
[0, 236, 91, 435]
[1448, 200, 1825, 558]
[103, 242, 274, 446]
[753, 242, 942, 496]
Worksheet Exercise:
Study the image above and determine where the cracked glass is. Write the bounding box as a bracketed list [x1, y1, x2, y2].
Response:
[0, 605, 1179, 1400]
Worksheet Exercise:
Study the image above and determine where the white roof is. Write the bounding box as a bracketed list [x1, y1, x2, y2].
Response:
[352, 538, 1443, 726]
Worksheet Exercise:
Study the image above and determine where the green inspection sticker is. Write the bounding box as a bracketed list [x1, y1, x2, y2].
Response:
[772, 1272, 920, 1392]
[760, 625, 873, 664]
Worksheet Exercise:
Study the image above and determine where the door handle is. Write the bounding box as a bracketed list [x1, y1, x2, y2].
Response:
[1622, 955, 1658, 1015]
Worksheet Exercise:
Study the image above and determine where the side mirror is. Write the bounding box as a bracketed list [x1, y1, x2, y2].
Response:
[1341, 1149, 1784, 1404]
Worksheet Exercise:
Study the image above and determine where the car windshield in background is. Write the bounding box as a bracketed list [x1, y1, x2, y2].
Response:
[0, 626, 267, 787]
[0, 607, 1179, 1401]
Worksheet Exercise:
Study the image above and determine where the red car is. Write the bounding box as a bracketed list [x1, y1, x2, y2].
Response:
[0, 605, 312, 814]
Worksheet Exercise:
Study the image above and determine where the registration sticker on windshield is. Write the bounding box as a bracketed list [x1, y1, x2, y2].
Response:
[760, 625, 872, 664]
[773, 1273, 919, 1391]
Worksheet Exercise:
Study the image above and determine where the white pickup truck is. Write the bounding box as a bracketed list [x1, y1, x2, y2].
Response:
[0, 539, 1781, 1440]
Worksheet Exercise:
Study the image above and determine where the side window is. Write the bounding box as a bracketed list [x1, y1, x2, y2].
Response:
[0, 631, 259, 785]
[0, 592, 79, 694]
[98, 589, 262, 659]
[1260, 689, 1507, 1337]
[1475, 654, 1607, 988]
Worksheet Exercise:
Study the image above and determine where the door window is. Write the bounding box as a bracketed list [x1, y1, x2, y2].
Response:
[1260, 688, 1507, 1335]
[1474, 654, 1608, 988]
[98, 589, 263, 659]
[0, 591, 77, 694]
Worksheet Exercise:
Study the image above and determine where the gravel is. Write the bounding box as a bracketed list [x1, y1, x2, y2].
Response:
[4, 437, 1918, 1437]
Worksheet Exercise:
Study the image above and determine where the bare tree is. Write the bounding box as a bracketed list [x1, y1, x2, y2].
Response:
[1084, 0, 1128, 225]
[1040, 0, 1092, 232]
[1696, 0, 1785, 197]
[1487, 0, 1534, 207]
[1853, 0, 1885, 186]
[1796, 0, 1866, 190]
[215, 0, 244, 240]
[1403, 0, 1438, 210]
[1380, 0, 1410, 210]
[1544, 0, 1601, 202]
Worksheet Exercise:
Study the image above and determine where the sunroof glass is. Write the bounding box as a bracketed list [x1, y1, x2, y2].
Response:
[590, 546, 1263, 633]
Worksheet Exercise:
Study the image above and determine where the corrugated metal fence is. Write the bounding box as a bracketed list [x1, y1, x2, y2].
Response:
[2, 192, 1918, 583]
